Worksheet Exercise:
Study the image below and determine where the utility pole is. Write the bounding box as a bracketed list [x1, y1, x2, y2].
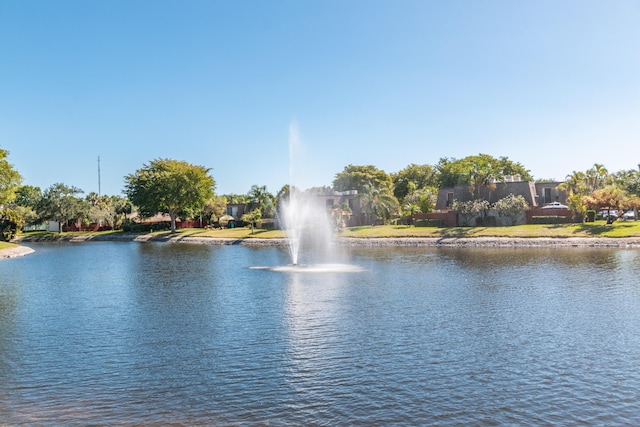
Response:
[98, 155, 101, 196]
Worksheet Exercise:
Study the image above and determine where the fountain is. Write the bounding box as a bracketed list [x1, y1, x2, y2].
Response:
[278, 186, 340, 267]
[252, 122, 362, 273]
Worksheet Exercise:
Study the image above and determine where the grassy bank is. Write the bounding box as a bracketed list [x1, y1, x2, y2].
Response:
[0, 241, 17, 250]
[15, 227, 287, 241]
[340, 221, 640, 238]
[14, 220, 640, 241]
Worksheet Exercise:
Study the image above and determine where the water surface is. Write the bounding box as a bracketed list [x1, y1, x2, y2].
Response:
[1, 242, 640, 425]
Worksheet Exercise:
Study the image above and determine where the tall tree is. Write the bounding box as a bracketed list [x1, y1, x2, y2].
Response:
[405, 187, 437, 214]
[15, 185, 42, 209]
[615, 168, 640, 197]
[0, 208, 24, 241]
[333, 165, 398, 225]
[559, 164, 614, 219]
[14, 185, 42, 226]
[37, 183, 85, 232]
[111, 195, 133, 229]
[437, 154, 533, 191]
[86, 192, 112, 226]
[222, 193, 250, 205]
[124, 158, 215, 233]
[0, 147, 22, 206]
[392, 163, 439, 203]
[332, 164, 394, 194]
[497, 156, 533, 181]
[583, 185, 628, 219]
[247, 185, 275, 218]
[584, 163, 610, 192]
[201, 195, 227, 224]
[359, 183, 400, 225]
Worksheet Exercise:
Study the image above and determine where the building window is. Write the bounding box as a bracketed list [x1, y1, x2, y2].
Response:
[543, 188, 552, 204]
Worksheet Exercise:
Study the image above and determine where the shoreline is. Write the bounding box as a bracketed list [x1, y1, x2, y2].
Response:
[11, 234, 640, 248]
[0, 245, 35, 259]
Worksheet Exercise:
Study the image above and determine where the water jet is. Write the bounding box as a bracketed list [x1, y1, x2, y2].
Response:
[254, 122, 363, 273]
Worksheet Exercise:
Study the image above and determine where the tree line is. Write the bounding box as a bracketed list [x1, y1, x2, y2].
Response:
[1, 147, 639, 240]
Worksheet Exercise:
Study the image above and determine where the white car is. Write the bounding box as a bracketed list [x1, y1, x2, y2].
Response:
[623, 210, 636, 220]
[541, 202, 569, 209]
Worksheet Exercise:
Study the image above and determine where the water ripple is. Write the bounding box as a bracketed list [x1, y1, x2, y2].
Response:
[2, 243, 640, 425]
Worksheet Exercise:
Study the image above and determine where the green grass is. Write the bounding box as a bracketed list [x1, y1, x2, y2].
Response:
[15, 220, 640, 241]
[150, 227, 287, 239]
[16, 229, 125, 239]
[0, 241, 17, 250]
[339, 220, 640, 238]
[17, 227, 288, 240]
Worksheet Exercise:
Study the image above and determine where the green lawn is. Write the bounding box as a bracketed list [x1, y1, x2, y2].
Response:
[152, 227, 287, 239]
[339, 221, 640, 238]
[16, 227, 287, 240]
[0, 241, 17, 250]
[15, 220, 640, 241]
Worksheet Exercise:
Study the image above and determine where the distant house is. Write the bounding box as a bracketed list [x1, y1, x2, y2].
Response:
[268, 190, 363, 228]
[435, 177, 567, 210]
[309, 190, 362, 226]
[534, 182, 567, 207]
[126, 212, 208, 229]
[225, 203, 248, 219]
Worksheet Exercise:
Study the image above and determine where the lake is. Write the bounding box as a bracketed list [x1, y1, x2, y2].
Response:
[1, 241, 640, 425]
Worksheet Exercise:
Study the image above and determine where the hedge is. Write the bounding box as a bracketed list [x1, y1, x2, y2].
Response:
[415, 219, 443, 227]
[530, 215, 570, 224]
[475, 216, 497, 227]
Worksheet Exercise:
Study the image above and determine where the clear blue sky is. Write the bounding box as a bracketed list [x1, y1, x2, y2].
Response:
[1, 1, 639, 196]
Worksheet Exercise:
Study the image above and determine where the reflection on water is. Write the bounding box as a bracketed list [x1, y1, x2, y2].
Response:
[251, 263, 364, 273]
[1, 242, 640, 425]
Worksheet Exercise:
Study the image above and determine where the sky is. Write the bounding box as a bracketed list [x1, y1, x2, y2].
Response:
[1, 1, 639, 197]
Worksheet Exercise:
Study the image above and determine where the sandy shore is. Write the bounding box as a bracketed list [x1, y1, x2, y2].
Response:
[12, 234, 640, 248]
[0, 245, 35, 259]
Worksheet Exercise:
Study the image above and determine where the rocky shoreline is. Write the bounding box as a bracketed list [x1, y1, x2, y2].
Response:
[10, 234, 640, 248]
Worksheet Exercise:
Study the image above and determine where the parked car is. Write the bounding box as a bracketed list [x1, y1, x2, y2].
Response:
[541, 202, 569, 209]
[597, 209, 619, 220]
[623, 210, 637, 220]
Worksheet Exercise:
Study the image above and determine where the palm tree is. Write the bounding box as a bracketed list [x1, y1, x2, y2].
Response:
[248, 185, 275, 218]
[559, 171, 589, 218]
[466, 159, 501, 200]
[558, 171, 587, 195]
[402, 202, 422, 225]
[359, 184, 399, 225]
[585, 163, 609, 192]
[241, 208, 262, 234]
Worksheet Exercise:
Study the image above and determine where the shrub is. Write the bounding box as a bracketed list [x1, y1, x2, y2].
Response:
[0, 208, 24, 241]
[585, 210, 596, 222]
[475, 215, 497, 226]
[531, 216, 569, 224]
[261, 221, 276, 230]
[493, 194, 528, 225]
[120, 219, 168, 232]
[415, 219, 443, 227]
[452, 199, 490, 227]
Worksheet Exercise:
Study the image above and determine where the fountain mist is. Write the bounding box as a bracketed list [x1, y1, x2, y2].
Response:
[279, 122, 334, 265]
